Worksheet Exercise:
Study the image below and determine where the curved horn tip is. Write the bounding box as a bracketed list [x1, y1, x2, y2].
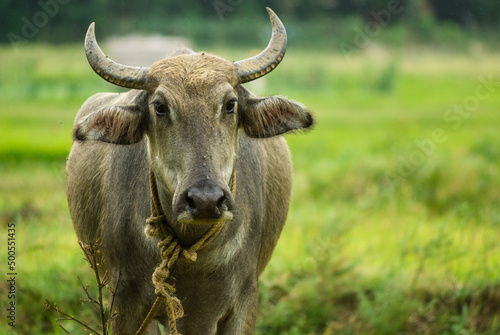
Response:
[265, 7, 276, 17]
[86, 22, 95, 36]
[265, 7, 283, 25]
[85, 22, 96, 49]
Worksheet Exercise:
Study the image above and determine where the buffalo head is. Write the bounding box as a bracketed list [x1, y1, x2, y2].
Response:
[74, 8, 313, 239]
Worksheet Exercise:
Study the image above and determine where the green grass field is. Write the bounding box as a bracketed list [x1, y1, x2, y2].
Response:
[1, 43, 500, 334]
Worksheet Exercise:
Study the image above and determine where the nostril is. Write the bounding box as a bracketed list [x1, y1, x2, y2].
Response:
[217, 195, 228, 212]
[185, 193, 196, 210]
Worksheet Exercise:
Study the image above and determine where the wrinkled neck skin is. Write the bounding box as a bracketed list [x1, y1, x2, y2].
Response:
[146, 136, 238, 247]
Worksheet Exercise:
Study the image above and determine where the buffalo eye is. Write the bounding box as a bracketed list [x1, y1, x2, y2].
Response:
[225, 99, 237, 114]
[153, 101, 167, 117]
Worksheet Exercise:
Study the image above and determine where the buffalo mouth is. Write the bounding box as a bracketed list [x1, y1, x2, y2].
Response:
[176, 211, 234, 226]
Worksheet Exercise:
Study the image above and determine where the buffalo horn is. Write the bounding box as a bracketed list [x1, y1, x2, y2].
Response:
[234, 8, 287, 83]
[84, 22, 149, 89]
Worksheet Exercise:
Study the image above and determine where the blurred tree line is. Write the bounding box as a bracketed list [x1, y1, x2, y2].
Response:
[1, 0, 499, 47]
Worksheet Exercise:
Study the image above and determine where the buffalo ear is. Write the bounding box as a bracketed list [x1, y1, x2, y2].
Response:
[74, 104, 146, 144]
[240, 95, 314, 138]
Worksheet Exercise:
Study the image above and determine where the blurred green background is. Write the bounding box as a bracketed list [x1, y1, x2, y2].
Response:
[1, 1, 500, 334]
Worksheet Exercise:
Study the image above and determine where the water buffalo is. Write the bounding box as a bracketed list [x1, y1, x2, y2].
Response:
[66, 8, 313, 335]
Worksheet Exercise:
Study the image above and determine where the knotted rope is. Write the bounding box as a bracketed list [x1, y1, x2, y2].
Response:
[135, 169, 228, 335]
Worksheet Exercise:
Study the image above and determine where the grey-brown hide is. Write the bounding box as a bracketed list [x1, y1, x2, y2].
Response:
[67, 9, 313, 335]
